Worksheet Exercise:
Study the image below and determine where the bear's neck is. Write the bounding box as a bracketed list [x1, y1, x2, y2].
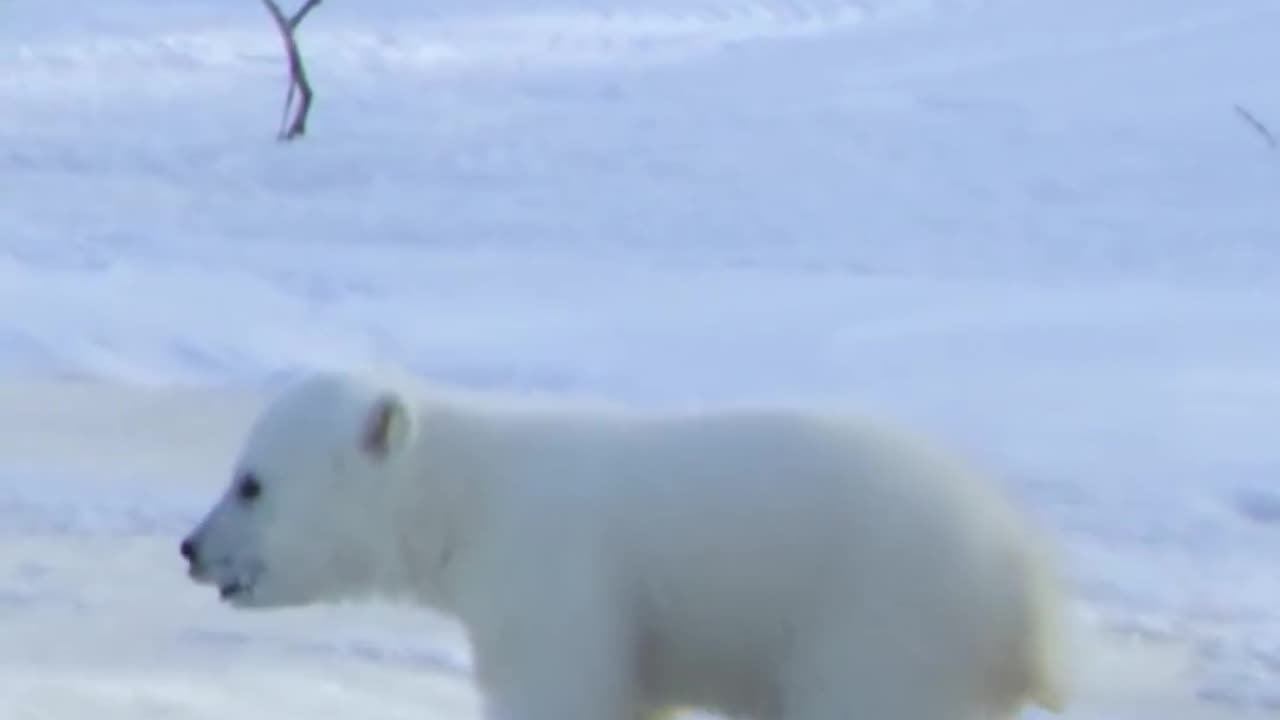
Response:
[380, 402, 500, 613]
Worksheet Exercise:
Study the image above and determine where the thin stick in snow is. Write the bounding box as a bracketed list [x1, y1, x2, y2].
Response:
[261, 0, 324, 141]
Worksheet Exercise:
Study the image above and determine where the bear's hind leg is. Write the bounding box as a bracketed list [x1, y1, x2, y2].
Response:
[781, 682, 983, 720]
[779, 629, 987, 720]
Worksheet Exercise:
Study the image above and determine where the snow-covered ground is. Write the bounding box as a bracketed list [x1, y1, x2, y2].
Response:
[2, 0, 1280, 717]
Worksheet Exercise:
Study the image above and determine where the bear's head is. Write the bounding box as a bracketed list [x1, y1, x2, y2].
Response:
[180, 373, 417, 609]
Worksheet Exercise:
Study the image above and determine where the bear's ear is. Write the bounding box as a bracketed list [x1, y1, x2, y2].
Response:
[360, 391, 414, 462]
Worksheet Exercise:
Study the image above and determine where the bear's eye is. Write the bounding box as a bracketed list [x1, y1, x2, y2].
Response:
[237, 474, 262, 503]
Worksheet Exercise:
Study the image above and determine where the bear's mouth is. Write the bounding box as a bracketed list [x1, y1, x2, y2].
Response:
[219, 578, 254, 601]
[219, 580, 246, 599]
[199, 560, 263, 604]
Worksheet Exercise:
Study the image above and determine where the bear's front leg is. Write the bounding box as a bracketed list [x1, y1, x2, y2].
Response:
[469, 597, 640, 720]
[475, 629, 639, 720]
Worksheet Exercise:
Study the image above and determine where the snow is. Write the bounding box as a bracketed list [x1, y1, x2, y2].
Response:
[1, 0, 1279, 716]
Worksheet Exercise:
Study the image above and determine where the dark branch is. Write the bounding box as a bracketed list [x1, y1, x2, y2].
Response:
[262, 0, 324, 141]
[1235, 104, 1277, 150]
[289, 0, 324, 30]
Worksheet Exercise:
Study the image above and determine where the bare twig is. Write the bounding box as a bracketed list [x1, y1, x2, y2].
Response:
[1234, 104, 1277, 150]
[261, 0, 324, 141]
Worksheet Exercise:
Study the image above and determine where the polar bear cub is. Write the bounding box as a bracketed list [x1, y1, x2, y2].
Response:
[181, 371, 1069, 720]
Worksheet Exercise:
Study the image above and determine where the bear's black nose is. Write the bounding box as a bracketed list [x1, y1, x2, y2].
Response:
[180, 538, 198, 563]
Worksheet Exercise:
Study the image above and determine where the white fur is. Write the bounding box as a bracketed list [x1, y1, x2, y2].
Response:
[182, 371, 1070, 720]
